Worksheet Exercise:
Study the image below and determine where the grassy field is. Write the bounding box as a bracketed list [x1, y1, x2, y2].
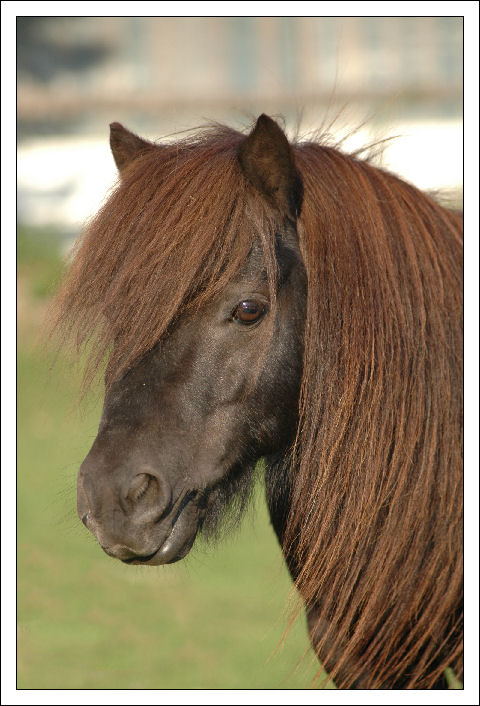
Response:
[17, 227, 329, 690]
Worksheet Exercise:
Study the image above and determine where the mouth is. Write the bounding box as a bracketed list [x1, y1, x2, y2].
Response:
[121, 490, 202, 566]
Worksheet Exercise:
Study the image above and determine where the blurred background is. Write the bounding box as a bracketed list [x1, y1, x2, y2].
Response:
[17, 15, 463, 690]
[18, 16, 463, 235]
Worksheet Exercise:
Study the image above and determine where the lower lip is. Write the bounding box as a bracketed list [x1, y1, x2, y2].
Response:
[121, 537, 193, 566]
[122, 550, 159, 565]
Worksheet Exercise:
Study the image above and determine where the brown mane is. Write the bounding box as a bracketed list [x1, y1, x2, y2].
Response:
[51, 121, 463, 688]
[290, 144, 462, 688]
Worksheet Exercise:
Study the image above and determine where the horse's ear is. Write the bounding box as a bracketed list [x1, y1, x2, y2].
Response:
[109, 122, 157, 173]
[238, 114, 303, 219]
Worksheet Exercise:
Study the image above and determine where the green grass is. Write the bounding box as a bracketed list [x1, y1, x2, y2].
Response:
[444, 667, 463, 690]
[17, 227, 329, 689]
[17, 225, 67, 299]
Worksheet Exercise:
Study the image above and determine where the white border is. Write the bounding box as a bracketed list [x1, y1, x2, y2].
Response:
[4, 5, 478, 705]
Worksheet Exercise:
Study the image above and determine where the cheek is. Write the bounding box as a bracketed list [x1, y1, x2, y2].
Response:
[188, 329, 262, 407]
[191, 406, 245, 483]
[162, 306, 303, 460]
[212, 302, 303, 407]
[244, 311, 304, 441]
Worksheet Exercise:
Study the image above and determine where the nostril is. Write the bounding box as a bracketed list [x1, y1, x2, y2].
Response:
[125, 470, 171, 521]
[81, 512, 91, 527]
[128, 473, 154, 504]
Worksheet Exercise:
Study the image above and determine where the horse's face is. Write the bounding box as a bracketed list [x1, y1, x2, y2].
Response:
[77, 234, 305, 564]
[77, 115, 305, 565]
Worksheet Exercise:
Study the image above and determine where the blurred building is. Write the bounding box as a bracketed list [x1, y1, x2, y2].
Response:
[18, 17, 462, 132]
[16, 17, 463, 230]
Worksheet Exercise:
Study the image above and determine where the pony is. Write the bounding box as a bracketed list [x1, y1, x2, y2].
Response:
[51, 114, 463, 689]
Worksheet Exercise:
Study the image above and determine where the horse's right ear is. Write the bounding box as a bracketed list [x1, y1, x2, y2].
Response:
[109, 122, 157, 173]
[238, 114, 303, 220]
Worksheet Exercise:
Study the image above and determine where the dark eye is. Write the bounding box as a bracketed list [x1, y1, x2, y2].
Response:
[232, 299, 266, 325]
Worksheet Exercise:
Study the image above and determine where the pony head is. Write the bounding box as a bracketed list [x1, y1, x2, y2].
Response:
[72, 115, 306, 563]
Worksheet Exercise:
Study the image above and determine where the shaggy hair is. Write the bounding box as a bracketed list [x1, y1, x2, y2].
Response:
[50, 120, 463, 689]
[289, 143, 462, 688]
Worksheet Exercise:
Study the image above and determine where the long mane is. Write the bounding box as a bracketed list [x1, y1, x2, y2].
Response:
[289, 143, 463, 688]
[51, 121, 463, 688]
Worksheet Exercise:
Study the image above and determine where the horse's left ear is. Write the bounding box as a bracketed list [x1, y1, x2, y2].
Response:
[238, 114, 303, 220]
[109, 122, 158, 173]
